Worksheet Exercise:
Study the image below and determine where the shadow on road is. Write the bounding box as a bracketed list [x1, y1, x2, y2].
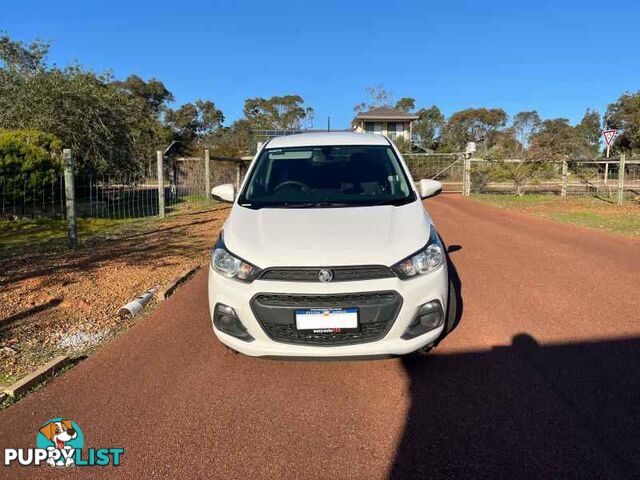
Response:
[390, 237, 638, 478]
[390, 334, 640, 478]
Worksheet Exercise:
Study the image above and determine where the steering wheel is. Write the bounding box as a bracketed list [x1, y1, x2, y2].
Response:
[274, 180, 309, 192]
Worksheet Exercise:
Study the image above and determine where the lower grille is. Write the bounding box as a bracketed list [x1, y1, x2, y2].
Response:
[251, 291, 402, 346]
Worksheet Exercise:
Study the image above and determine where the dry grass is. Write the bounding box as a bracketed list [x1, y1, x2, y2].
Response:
[471, 194, 640, 237]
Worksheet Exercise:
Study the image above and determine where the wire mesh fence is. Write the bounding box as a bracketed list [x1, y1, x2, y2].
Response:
[403, 153, 464, 193]
[568, 159, 640, 199]
[73, 173, 162, 219]
[462, 157, 640, 201]
[0, 173, 66, 220]
[0, 153, 249, 223]
[3, 151, 638, 223]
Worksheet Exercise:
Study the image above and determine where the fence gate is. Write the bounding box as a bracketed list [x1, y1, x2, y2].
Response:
[403, 153, 464, 193]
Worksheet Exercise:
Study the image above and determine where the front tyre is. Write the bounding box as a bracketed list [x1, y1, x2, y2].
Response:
[443, 273, 459, 335]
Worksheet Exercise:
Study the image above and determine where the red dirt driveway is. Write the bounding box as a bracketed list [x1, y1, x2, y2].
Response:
[1, 195, 639, 479]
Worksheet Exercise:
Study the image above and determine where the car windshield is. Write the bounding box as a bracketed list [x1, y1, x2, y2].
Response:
[238, 145, 415, 208]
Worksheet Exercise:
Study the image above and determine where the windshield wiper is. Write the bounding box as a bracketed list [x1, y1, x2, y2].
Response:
[243, 198, 413, 209]
[278, 201, 354, 208]
[361, 198, 413, 207]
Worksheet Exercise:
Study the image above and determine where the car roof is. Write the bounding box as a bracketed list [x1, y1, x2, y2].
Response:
[266, 132, 390, 149]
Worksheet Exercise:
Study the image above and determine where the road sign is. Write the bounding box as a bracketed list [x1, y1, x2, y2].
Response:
[603, 129, 618, 158]
[603, 129, 617, 146]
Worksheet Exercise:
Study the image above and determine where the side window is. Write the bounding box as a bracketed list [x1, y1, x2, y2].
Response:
[385, 149, 410, 196]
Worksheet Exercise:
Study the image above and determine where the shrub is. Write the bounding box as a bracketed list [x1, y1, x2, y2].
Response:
[491, 160, 556, 196]
[470, 162, 496, 193]
[471, 160, 556, 196]
[0, 129, 62, 178]
[0, 129, 62, 206]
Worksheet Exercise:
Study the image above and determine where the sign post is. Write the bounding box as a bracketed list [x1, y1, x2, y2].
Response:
[603, 129, 617, 158]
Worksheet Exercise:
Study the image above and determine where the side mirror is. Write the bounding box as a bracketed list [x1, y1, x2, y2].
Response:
[211, 184, 235, 203]
[419, 179, 442, 199]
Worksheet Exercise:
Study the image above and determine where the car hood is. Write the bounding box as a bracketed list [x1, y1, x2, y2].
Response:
[223, 200, 433, 268]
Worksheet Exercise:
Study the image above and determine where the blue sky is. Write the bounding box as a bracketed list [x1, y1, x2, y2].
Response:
[3, 0, 640, 129]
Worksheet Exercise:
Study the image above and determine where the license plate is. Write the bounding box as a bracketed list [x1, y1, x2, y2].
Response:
[295, 308, 358, 332]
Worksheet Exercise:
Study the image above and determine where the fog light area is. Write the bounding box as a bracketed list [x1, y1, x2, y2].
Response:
[401, 300, 444, 340]
[213, 303, 254, 342]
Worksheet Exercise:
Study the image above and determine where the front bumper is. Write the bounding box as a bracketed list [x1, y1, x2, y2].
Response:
[207, 264, 448, 358]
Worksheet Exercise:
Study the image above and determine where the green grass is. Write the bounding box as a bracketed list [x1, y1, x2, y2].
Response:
[0, 199, 222, 256]
[473, 193, 563, 206]
[471, 194, 640, 237]
[551, 211, 640, 236]
[178, 194, 209, 203]
[0, 217, 136, 254]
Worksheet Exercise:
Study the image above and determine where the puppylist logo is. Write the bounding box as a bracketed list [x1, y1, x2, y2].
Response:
[4, 418, 124, 467]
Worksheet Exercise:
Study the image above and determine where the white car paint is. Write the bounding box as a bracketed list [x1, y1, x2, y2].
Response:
[207, 132, 450, 358]
[223, 201, 432, 267]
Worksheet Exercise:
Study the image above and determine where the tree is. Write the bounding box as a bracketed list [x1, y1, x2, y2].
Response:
[165, 100, 224, 151]
[575, 109, 601, 158]
[528, 118, 583, 161]
[512, 111, 541, 150]
[0, 34, 172, 173]
[112, 74, 173, 116]
[243, 95, 313, 130]
[605, 91, 640, 153]
[0, 66, 153, 172]
[395, 97, 415, 112]
[413, 106, 444, 151]
[441, 108, 508, 151]
[353, 85, 394, 113]
[209, 119, 255, 158]
[0, 33, 48, 72]
[486, 128, 521, 160]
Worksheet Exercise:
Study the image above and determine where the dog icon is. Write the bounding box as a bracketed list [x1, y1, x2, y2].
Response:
[39, 419, 78, 466]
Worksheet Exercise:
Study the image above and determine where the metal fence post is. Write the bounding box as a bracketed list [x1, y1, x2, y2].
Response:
[463, 155, 471, 196]
[235, 162, 241, 192]
[561, 160, 568, 197]
[156, 150, 165, 218]
[63, 149, 77, 249]
[204, 148, 211, 202]
[617, 153, 626, 205]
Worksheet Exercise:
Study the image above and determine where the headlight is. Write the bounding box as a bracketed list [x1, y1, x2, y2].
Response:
[211, 233, 260, 282]
[392, 226, 444, 279]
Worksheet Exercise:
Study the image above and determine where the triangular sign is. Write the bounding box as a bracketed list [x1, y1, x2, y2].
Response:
[603, 129, 617, 146]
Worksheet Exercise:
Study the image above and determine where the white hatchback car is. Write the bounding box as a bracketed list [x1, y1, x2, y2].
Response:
[208, 132, 457, 358]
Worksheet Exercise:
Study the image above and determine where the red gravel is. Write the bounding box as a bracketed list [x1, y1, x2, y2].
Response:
[0, 205, 229, 381]
[1, 195, 639, 479]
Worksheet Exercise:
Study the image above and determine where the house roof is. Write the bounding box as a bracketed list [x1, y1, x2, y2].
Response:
[354, 107, 419, 121]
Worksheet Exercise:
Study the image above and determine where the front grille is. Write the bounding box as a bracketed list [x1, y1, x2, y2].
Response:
[251, 291, 402, 346]
[258, 265, 396, 282]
